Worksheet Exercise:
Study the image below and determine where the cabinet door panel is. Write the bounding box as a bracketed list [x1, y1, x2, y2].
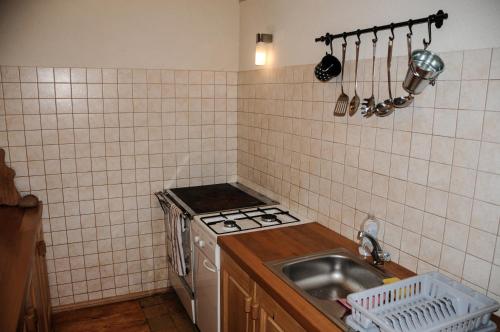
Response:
[221, 252, 255, 332]
[258, 307, 284, 332]
[256, 285, 305, 332]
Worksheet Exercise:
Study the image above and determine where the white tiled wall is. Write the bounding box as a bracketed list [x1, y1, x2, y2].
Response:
[237, 48, 500, 304]
[0, 66, 237, 306]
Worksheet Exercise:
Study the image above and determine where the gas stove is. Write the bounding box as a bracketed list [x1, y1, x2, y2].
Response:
[199, 206, 301, 235]
[191, 205, 310, 332]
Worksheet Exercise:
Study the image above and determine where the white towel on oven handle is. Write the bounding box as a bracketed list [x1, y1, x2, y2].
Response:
[167, 203, 187, 277]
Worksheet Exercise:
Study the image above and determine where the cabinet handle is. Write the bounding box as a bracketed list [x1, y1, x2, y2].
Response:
[251, 302, 260, 320]
[202, 259, 217, 273]
[36, 240, 46, 257]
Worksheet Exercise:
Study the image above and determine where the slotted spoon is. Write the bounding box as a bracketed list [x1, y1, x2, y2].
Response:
[334, 42, 349, 117]
[349, 39, 361, 116]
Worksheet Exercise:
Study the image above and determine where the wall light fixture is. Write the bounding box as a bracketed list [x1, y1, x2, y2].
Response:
[255, 33, 273, 66]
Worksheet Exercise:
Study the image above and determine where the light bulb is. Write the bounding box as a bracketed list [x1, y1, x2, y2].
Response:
[255, 42, 267, 66]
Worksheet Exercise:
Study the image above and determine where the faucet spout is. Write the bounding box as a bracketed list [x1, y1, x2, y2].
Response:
[357, 231, 391, 265]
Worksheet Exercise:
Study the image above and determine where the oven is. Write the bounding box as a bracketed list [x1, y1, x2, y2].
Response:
[155, 183, 278, 331]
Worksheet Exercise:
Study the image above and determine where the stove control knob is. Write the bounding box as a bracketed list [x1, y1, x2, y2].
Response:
[198, 240, 205, 248]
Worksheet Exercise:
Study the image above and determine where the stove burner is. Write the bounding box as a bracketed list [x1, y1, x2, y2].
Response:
[261, 214, 278, 223]
[223, 220, 238, 229]
[201, 207, 301, 235]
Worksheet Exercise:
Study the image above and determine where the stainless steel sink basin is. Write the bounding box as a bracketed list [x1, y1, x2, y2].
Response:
[266, 248, 390, 330]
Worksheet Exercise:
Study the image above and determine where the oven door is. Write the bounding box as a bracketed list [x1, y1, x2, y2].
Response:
[157, 192, 196, 322]
[165, 215, 195, 323]
[194, 241, 218, 332]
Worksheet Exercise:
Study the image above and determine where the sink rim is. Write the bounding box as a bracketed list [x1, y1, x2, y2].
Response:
[265, 247, 391, 330]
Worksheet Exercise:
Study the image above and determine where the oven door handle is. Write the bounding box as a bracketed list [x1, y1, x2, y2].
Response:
[202, 259, 217, 273]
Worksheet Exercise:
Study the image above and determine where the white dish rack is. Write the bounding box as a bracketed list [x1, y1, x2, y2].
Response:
[346, 272, 499, 332]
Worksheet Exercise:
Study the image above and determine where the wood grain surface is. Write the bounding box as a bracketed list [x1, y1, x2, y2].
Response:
[0, 148, 21, 206]
[0, 204, 43, 332]
[218, 222, 417, 332]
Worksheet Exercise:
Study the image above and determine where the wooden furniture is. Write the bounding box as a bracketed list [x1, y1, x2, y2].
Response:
[219, 223, 415, 332]
[221, 251, 304, 332]
[0, 204, 51, 332]
[0, 148, 21, 206]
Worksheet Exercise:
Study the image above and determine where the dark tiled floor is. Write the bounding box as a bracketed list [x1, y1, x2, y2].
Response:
[53, 292, 197, 332]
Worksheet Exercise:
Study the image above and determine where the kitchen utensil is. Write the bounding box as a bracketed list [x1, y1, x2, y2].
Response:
[315, 39, 342, 81]
[349, 37, 361, 116]
[403, 18, 445, 95]
[402, 48, 445, 95]
[361, 34, 377, 118]
[375, 36, 395, 117]
[334, 42, 349, 116]
[393, 32, 414, 108]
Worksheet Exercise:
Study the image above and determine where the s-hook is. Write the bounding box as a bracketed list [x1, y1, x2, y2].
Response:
[355, 29, 361, 46]
[389, 23, 395, 41]
[407, 19, 413, 37]
[372, 26, 378, 43]
[342, 32, 348, 47]
[423, 16, 432, 49]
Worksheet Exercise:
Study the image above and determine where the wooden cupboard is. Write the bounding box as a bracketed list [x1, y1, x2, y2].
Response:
[0, 204, 51, 332]
[221, 251, 304, 332]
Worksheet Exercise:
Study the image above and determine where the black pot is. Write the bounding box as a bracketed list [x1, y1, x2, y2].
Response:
[315, 53, 342, 82]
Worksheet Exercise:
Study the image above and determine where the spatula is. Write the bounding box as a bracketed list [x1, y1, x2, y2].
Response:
[334, 42, 349, 117]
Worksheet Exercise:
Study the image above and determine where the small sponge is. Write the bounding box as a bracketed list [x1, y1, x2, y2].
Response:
[383, 277, 400, 284]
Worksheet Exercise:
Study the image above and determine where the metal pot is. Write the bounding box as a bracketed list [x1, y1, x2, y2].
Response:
[403, 49, 445, 95]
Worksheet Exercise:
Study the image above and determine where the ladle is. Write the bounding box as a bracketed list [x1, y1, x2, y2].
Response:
[361, 29, 378, 118]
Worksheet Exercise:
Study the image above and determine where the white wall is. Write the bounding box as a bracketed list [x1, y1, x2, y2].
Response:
[0, 0, 240, 70]
[239, 0, 500, 70]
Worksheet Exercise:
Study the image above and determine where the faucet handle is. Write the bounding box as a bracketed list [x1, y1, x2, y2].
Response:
[380, 251, 391, 262]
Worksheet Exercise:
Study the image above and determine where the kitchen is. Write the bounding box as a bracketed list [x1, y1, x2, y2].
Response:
[1, 0, 500, 331]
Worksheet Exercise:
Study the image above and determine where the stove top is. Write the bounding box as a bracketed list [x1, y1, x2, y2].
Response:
[167, 183, 276, 216]
[199, 207, 301, 235]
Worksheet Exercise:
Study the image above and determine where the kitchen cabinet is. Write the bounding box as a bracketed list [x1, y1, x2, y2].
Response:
[23, 228, 51, 332]
[221, 251, 304, 332]
[0, 204, 51, 332]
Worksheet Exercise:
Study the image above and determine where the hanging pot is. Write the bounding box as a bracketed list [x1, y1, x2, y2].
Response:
[315, 37, 342, 82]
[314, 53, 342, 81]
[403, 49, 444, 95]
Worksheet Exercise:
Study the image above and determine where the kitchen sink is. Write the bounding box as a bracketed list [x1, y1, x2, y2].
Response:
[266, 248, 390, 330]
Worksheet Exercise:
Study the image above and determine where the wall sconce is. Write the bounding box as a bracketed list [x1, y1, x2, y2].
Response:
[255, 33, 273, 66]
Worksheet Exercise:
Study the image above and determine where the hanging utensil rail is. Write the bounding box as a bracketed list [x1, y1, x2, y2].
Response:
[315, 10, 448, 46]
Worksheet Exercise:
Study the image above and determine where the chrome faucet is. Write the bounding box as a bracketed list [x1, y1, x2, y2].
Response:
[357, 231, 391, 265]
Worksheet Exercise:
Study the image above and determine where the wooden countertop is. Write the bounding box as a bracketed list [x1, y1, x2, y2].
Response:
[218, 223, 443, 331]
[0, 204, 43, 332]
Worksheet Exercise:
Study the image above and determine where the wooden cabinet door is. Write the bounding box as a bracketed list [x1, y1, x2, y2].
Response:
[221, 252, 256, 332]
[255, 285, 305, 332]
[257, 306, 284, 332]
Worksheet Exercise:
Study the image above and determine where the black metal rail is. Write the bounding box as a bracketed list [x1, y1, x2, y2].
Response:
[315, 10, 448, 45]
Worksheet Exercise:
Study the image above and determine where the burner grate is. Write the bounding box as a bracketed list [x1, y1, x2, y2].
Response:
[201, 207, 300, 235]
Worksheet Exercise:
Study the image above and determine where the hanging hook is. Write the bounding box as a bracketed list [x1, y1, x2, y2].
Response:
[329, 36, 334, 55]
[355, 29, 361, 45]
[407, 19, 413, 37]
[423, 16, 433, 49]
[372, 26, 378, 43]
[389, 23, 395, 41]
[342, 32, 347, 46]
